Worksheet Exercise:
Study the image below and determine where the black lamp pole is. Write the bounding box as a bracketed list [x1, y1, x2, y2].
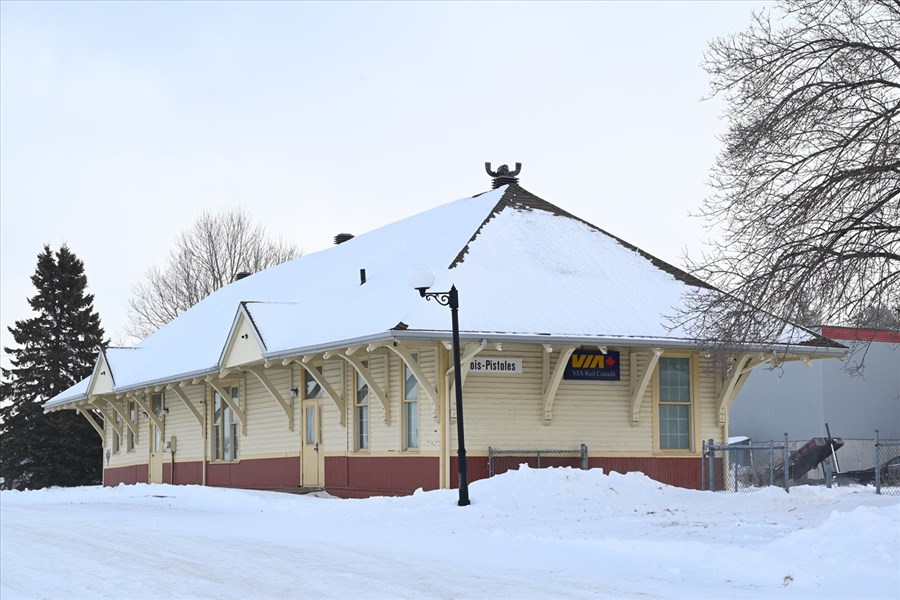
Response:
[418, 284, 470, 506]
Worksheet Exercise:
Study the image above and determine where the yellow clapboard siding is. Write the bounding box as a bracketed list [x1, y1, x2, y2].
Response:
[448, 345, 720, 454]
[698, 355, 722, 444]
[160, 384, 205, 460]
[240, 368, 301, 457]
[319, 359, 348, 450]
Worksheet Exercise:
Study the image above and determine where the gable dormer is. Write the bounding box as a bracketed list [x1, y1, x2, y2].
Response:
[220, 304, 266, 370]
[86, 348, 115, 397]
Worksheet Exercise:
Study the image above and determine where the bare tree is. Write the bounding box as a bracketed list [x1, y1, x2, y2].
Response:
[126, 208, 300, 340]
[678, 0, 900, 351]
[856, 302, 900, 328]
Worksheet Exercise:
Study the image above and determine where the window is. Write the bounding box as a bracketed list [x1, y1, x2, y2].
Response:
[658, 357, 692, 450]
[403, 355, 419, 450]
[151, 392, 165, 453]
[355, 362, 369, 450]
[305, 406, 316, 445]
[127, 399, 136, 452]
[213, 385, 240, 461]
[305, 366, 323, 399]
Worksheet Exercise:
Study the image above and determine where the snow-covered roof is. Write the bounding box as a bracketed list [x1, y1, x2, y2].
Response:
[46, 376, 90, 406]
[44, 183, 842, 409]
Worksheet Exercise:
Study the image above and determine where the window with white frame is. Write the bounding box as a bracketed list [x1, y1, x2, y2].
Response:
[355, 362, 369, 450]
[213, 385, 240, 461]
[658, 357, 692, 450]
[305, 366, 324, 399]
[151, 392, 165, 453]
[403, 355, 419, 450]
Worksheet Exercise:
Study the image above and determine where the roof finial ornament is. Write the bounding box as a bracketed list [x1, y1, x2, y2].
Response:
[485, 162, 522, 189]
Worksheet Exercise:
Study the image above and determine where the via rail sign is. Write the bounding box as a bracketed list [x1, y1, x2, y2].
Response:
[564, 350, 620, 381]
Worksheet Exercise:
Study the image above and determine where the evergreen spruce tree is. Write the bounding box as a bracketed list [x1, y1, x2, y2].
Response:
[0, 245, 106, 489]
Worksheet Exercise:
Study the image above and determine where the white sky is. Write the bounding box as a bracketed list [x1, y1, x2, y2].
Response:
[0, 1, 773, 367]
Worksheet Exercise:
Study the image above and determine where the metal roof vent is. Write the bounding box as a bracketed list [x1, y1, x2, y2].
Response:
[334, 233, 354, 245]
[485, 162, 521, 189]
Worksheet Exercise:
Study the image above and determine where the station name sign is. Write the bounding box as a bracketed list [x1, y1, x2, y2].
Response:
[469, 358, 523, 374]
[564, 350, 620, 381]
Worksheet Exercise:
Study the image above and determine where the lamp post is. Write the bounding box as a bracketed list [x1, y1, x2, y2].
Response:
[409, 264, 470, 507]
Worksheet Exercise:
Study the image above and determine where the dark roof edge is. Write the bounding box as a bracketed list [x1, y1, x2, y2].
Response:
[239, 300, 267, 351]
[449, 184, 714, 290]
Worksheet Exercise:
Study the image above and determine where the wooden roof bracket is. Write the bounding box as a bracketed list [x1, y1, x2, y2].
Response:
[716, 353, 769, 425]
[109, 396, 138, 438]
[446, 339, 488, 421]
[340, 354, 391, 425]
[206, 378, 248, 435]
[631, 348, 663, 426]
[295, 360, 346, 426]
[77, 407, 105, 440]
[246, 367, 294, 431]
[543, 346, 577, 424]
[133, 393, 165, 432]
[90, 398, 121, 439]
[370, 342, 441, 423]
[170, 382, 204, 428]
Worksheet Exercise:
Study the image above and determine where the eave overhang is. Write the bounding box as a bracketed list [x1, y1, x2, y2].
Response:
[389, 329, 848, 357]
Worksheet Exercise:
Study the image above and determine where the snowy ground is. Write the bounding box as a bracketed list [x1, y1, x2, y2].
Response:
[2, 467, 898, 599]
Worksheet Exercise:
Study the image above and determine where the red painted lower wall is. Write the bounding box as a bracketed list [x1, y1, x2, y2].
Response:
[588, 457, 702, 489]
[325, 455, 440, 498]
[163, 461, 203, 485]
[104, 457, 300, 489]
[104, 464, 148, 486]
[207, 457, 300, 489]
[451, 456, 703, 490]
[105, 454, 702, 494]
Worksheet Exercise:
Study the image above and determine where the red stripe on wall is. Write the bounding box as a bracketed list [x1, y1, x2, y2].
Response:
[325, 455, 439, 498]
[207, 457, 300, 489]
[104, 464, 149, 486]
[105, 457, 300, 489]
[589, 457, 702, 489]
[451, 456, 702, 490]
[105, 455, 702, 494]
[162, 461, 203, 485]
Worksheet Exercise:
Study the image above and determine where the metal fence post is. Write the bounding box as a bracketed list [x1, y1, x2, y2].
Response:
[709, 438, 716, 492]
[580, 444, 588, 470]
[769, 441, 775, 487]
[488, 446, 494, 478]
[783, 433, 790, 493]
[701, 440, 707, 491]
[536, 450, 541, 469]
[875, 430, 881, 495]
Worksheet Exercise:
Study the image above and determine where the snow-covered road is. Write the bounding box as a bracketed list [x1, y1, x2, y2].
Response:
[2, 467, 898, 599]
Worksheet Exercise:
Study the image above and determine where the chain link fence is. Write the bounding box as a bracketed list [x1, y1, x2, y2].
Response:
[702, 439, 791, 493]
[874, 437, 900, 495]
[854, 433, 900, 496]
[705, 432, 900, 495]
[488, 444, 588, 477]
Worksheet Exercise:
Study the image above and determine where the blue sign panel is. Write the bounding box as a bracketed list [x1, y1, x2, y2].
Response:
[563, 350, 620, 381]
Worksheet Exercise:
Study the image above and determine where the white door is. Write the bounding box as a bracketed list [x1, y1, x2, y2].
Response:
[301, 400, 323, 487]
[148, 393, 165, 483]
